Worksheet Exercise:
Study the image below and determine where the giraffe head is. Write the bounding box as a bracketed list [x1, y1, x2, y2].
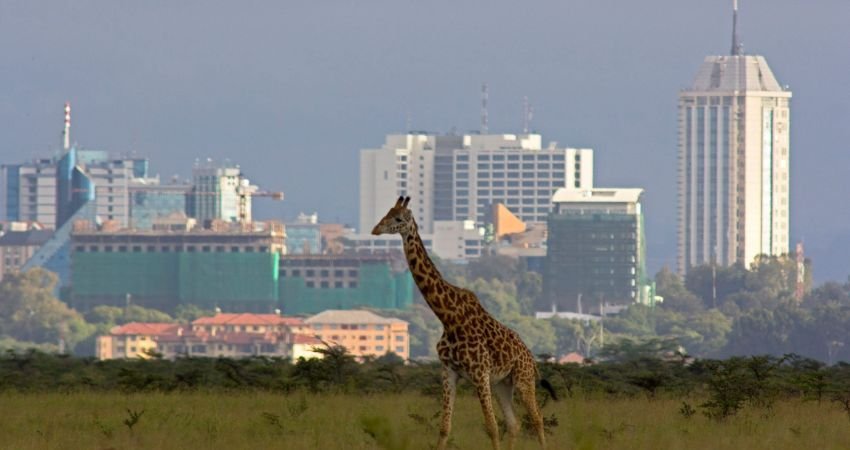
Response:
[371, 196, 415, 235]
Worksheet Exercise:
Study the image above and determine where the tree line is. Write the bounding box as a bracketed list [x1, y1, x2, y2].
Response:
[1, 254, 850, 365]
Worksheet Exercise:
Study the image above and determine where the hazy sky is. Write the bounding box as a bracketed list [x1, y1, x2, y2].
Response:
[1, 1, 848, 281]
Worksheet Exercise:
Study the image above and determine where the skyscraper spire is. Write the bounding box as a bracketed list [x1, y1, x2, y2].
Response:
[731, 0, 742, 55]
[63, 102, 71, 150]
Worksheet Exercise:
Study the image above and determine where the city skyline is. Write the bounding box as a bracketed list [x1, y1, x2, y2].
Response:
[1, 1, 848, 281]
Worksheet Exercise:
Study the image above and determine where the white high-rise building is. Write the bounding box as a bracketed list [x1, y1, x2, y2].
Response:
[678, 2, 791, 272]
[360, 133, 593, 234]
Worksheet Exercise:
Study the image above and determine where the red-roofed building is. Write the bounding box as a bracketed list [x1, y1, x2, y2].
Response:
[96, 322, 180, 359]
[291, 334, 324, 360]
[96, 313, 306, 360]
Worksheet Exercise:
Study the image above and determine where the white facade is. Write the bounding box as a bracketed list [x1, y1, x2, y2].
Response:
[678, 55, 791, 271]
[191, 165, 251, 224]
[2, 160, 57, 228]
[452, 134, 592, 224]
[359, 134, 439, 234]
[359, 133, 593, 234]
[344, 220, 483, 261]
[2, 152, 147, 229]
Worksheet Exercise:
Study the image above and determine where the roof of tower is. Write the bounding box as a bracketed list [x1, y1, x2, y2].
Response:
[688, 55, 787, 93]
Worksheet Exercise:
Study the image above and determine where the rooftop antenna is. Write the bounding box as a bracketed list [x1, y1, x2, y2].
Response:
[63, 102, 71, 151]
[522, 96, 534, 134]
[731, 0, 743, 55]
[480, 82, 489, 134]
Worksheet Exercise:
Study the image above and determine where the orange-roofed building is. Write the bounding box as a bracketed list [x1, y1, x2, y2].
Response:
[292, 334, 324, 360]
[96, 322, 180, 360]
[304, 310, 409, 361]
[96, 313, 307, 360]
[191, 313, 305, 335]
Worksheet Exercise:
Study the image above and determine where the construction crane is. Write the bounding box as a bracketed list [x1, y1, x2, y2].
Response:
[236, 183, 284, 223]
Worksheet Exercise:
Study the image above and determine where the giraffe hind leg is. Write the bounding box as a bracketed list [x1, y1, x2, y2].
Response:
[516, 377, 547, 449]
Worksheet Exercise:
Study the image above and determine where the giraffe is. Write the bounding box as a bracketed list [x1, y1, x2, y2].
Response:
[372, 196, 556, 450]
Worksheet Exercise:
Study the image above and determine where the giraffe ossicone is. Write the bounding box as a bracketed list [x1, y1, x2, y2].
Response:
[372, 196, 554, 450]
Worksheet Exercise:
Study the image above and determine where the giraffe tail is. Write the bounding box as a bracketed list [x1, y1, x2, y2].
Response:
[540, 378, 558, 401]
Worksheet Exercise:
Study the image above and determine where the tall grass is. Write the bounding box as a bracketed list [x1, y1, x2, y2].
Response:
[0, 392, 847, 449]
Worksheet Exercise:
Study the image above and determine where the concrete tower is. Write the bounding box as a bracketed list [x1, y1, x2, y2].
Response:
[678, 1, 791, 272]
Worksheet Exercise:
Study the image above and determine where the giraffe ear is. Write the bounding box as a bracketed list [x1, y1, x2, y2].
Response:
[394, 196, 404, 208]
[402, 196, 411, 208]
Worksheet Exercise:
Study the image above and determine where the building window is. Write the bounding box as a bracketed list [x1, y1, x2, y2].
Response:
[395, 346, 404, 353]
[395, 335, 404, 341]
[376, 346, 385, 352]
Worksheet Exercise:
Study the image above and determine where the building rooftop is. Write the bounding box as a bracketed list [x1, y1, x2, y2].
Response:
[193, 313, 303, 327]
[305, 310, 407, 325]
[109, 322, 180, 336]
[552, 188, 643, 204]
[687, 55, 789, 94]
[293, 334, 323, 345]
[0, 229, 53, 247]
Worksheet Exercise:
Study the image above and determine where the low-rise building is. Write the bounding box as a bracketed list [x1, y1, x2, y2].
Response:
[303, 310, 409, 360]
[95, 313, 309, 360]
[95, 322, 178, 359]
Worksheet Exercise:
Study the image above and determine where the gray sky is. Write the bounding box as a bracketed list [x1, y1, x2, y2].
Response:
[1, 0, 848, 281]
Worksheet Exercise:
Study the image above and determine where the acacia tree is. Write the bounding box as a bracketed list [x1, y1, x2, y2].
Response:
[0, 268, 93, 352]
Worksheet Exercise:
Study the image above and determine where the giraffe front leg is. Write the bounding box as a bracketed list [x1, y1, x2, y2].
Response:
[473, 372, 501, 450]
[436, 366, 458, 450]
[493, 380, 519, 450]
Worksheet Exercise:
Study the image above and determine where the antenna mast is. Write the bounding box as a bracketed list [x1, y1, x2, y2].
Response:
[522, 96, 534, 134]
[480, 82, 489, 134]
[731, 0, 742, 55]
[63, 102, 71, 150]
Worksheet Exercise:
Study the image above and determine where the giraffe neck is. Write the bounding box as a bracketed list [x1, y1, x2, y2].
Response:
[400, 225, 458, 325]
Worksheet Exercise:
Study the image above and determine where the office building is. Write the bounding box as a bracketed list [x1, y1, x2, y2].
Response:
[678, 2, 791, 272]
[360, 133, 593, 234]
[543, 188, 651, 312]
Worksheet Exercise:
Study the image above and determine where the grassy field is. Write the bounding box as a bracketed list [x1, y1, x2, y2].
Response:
[0, 391, 848, 450]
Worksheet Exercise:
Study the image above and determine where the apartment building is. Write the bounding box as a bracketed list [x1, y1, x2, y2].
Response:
[304, 310, 409, 360]
[95, 313, 308, 360]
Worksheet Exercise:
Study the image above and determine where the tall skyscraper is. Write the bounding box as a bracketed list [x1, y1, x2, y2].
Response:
[678, 2, 791, 272]
[360, 133, 593, 234]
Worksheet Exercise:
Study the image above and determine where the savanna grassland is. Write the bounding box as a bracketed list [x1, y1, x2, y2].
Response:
[0, 392, 849, 450]
[4, 350, 850, 449]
